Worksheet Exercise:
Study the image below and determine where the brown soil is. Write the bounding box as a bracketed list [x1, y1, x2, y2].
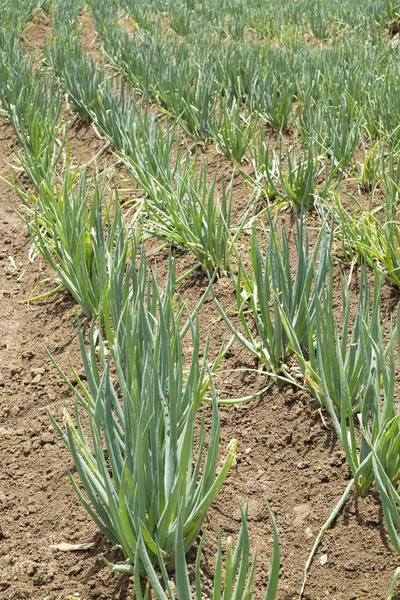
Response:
[388, 19, 400, 37]
[78, 11, 102, 59]
[22, 11, 51, 53]
[1, 12, 400, 600]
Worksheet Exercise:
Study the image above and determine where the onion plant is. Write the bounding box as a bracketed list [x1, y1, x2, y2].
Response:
[351, 141, 380, 194]
[215, 213, 331, 373]
[46, 34, 106, 123]
[250, 138, 340, 211]
[306, 2, 330, 41]
[299, 95, 361, 175]
[100, 28, 159, 95]
[336, 195, 400, 288]
[3, 0, 46, 31]
[51, 260, 236, 570]
[169, 3, 193, 36]
[247, 136, 279, 203]
[7, 73, 64, 190]
[17, 167, 132, 318]
[252, 80, 296, 133]
[290, 267, 400, 592]
[141, 164, 234, 276]
[379, 144, 400, 207]
[283, 265, 400, 534]
[52, 0, 83, 31]
[134, 504, 280, 600]
[281, 263, 384, 414]
[115, 113, 239, 276]
[106, 0, 158, 34]
[159, 57, 219, 142]
[0, 31, 25, 107]
[323, 99, 361, 172]
[311, 267, 382, 415]
[100, 24, 219, 142]
[45, 29, 236, 276]
[214, 42, 262, 104]
[0, 37, 64, 189]
[87, 0, 120, 38]
[213, 99, 257, 164]
[119, 117, 189, 201]
[364, 415, 400, 556]
[297, 93, 326, 148]
[339, 314, 400, 498]
[47, 33, 155, 165]
[310, 301, 400, 549]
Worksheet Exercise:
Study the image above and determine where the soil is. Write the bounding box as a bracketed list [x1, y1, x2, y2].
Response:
[22, 11, 51, 53]
[1, 10, 400, 600]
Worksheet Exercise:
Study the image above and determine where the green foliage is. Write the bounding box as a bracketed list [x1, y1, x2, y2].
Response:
[250, 137, 340, 211]
[215, 213, 331, 372]
[51, 260, 236, 570]
[336, 167, 400, 288]
[46, 34, 106, 123]
[253, 81, 296, 133]
[17, 168, 132, 319]
[282, 265, 400, 554]
[141, 164, 234, 276]
[311, 268, 381, 415]
[133, 504, 280, 600]
[4, 0, 400, 593]
[213, 99, 258, 163]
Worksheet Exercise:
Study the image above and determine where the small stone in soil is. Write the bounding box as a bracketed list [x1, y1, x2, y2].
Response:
[31, 367, 46, 376]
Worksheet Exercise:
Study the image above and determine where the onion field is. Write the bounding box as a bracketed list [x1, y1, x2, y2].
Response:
[1, 1, 400, 598]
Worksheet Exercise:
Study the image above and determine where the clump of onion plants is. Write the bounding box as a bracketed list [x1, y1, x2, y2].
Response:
[142, 163, 235, 277]
[17, 167, 132, 319]
[134, 504, 280, 599]
[51, 257, 236, 571]
[336, 198, 400, 289]
[283, 265, 400, 496]
[251, 138, 340, 212]
[288, 266, 400, 596]
[215, 212, 331, 376]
